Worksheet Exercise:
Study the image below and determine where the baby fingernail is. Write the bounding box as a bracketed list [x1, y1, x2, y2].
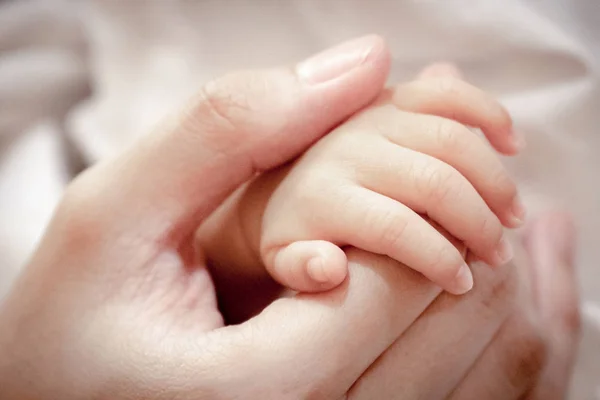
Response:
[453, 263, 474, 294]
[493, 236, 514, 266]
[510, 129, 526, 151]
[307, 257, 329, 283]
[508, 196, 527, 227]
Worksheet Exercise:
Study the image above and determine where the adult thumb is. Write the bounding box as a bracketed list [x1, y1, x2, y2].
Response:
[68, 35, 390, 239]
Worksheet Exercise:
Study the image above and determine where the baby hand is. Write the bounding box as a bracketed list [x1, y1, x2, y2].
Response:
[258, 73, 524, 295]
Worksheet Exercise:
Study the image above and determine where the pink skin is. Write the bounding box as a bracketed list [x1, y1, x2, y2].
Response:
[522, 212, 579, 399]
[0, 31, 579, 397]
[268, 62, 523, 295]
[345, 211, 580, 399]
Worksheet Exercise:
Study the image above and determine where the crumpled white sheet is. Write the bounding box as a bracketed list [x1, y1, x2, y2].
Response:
[0, 0, 599, 397]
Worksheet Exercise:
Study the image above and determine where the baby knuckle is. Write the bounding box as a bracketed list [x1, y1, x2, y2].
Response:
[402, 159, 418, 186]
[435, 76, 461, 96]
[364, 105, 410, 141]
[372, 209, 409, 250]
[419, 164, 456, 203]
[433, 118, 465, 152]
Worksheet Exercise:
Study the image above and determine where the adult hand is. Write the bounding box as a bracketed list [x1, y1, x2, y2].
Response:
[0, 35, 399, 399]
[0, 38, 580, 399]
[344, 61, 580, 399]
[345, 212, 579, 399]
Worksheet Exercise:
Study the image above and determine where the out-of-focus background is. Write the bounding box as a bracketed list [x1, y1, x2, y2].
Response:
[0, 0, 599, 397]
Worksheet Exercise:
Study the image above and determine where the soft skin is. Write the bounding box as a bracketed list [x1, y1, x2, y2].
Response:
[0, 36, 579, 400]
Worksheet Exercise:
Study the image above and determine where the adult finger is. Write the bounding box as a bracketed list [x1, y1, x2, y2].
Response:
[154, 249, 441, 399]
[447, 310, 548, 399]
[58, 35, 391, 243]
[524, 212, 580, 399]
[392, 75, 523, 155]
[447, 212, 579, 400]
[447, 235, 542, 400]
[348, 257, 518, 399]
[0, 37, 395, 400]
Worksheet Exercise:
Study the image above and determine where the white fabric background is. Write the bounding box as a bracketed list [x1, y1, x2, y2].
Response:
[0, 0, 598, 397]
